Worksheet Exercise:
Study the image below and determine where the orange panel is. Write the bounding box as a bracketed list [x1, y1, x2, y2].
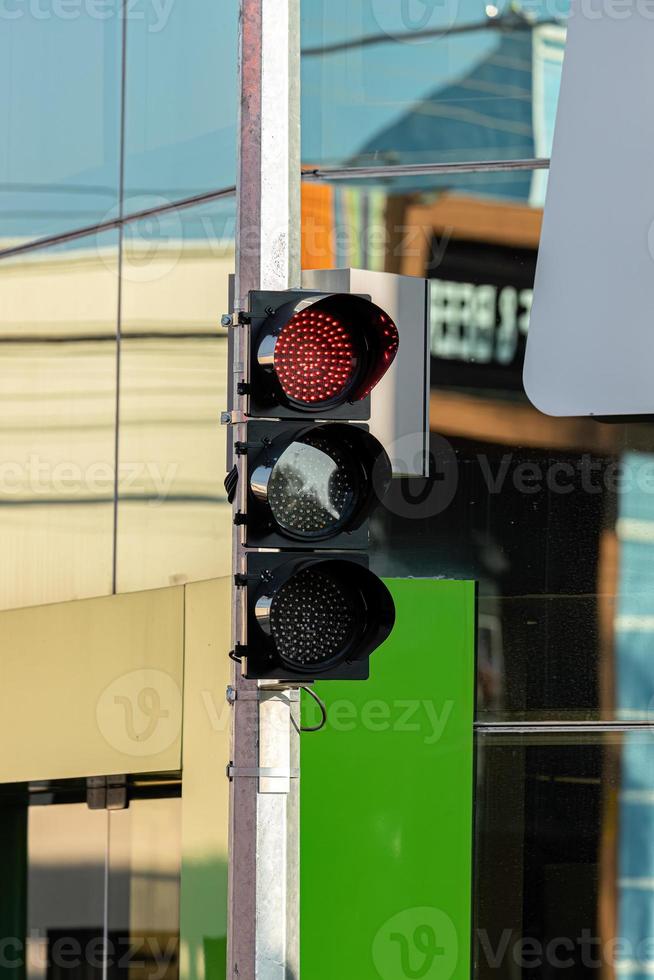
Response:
[301, 182, 335, 270]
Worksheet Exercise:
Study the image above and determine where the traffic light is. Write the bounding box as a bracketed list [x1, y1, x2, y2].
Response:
[247, 290, 398, 418]
[245, 553, 395, 681]
[235, 289, 399, 682]
[244, 421, 391, 549]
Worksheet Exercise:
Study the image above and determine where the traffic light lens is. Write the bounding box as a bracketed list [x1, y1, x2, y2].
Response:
[267, 435, 358, 537]
[274, 310, 358, 405]
[270, 568, 357, 668]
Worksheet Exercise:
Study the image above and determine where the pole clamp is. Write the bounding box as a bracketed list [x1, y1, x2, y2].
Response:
[226, 686, 261, 703]
[226, 687, 301, 703]
[226, 764, 300, 781]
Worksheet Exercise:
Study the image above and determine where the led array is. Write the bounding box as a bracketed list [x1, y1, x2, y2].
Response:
[270, 569, 356, 665]
[267, 435, 356, 536]
[274, 311, 356, 404]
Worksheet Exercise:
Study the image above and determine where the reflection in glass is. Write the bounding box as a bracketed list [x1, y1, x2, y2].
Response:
[300, 167, 545, 277]
[0, 9, 121, 247]
[0, 782, 182, 980]
[318, 169, 654, 722]
[475, 732, 654, 979]
[115, 201, 234, 592]
[108, 798, 181, 980]
[301, 1, 565, 171]
[269, 440, 357, 536]
[0, 234, 118, 611]
[123, 0, 238, 212]
[26, 798, 107, 980]
[614, 453, 654, 725]
[373, 427, 654, 721]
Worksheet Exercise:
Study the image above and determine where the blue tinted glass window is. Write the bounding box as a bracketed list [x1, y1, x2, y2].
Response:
[123, 0, 238, 213]
[0, 5, 122, 246]
[301, 0, 567, 168]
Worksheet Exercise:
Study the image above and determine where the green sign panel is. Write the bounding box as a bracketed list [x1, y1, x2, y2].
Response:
[301, 578, 475, 980]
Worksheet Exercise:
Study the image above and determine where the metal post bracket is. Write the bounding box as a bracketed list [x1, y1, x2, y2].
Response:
[226, 764, 300, 781]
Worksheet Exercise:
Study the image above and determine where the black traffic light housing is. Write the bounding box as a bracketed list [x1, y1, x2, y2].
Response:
[243, 552, 395, 681]
[242, 420, 392, 550]
[246, 289, 399, 420]
[232, 286, 400, 683]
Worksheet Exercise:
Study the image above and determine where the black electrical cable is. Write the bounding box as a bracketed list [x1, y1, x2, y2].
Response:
[301, 11, 561, 57]
[224, 465, 238, 504]
[300, 686, 328, 733]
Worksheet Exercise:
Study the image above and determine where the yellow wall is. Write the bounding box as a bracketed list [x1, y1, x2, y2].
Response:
[0, 241, 234, 612]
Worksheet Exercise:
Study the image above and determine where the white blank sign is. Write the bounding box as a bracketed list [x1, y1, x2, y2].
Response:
[524, 1, 654, 417]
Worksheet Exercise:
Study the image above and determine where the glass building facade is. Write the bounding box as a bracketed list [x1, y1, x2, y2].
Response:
[4, 0, 654, 978]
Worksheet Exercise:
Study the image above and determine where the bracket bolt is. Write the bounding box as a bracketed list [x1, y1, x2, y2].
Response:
[220, 314, 233, 327]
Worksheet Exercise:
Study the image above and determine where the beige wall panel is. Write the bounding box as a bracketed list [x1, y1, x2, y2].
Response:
[180, 577, 232, 980]
[0, 240, 119, 612]
[116, 336, 231, 593]
[116, 222, 234, 595]
[0, 586, 184, 783]
[120, 248, 234, 335]
[0, 245, 121, 338]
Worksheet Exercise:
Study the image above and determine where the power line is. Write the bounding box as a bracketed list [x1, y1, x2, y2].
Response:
[301, 12, 562, 57]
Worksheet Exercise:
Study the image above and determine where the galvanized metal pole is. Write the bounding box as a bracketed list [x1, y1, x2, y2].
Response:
[228, 0, 301, 976]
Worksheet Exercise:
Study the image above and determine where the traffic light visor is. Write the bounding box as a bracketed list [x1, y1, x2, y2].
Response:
[251, 557, 395, 677]
[256, 293, 399, 412]
[249, 423, 392, 543]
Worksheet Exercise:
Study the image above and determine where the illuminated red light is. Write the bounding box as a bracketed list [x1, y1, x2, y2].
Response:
[274, 311, 357, 404]
[359, 314, 399, 396]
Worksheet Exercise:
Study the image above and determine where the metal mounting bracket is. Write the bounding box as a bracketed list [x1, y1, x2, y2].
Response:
[226, 764, 300, 781]
[86, 775, 128, 811]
